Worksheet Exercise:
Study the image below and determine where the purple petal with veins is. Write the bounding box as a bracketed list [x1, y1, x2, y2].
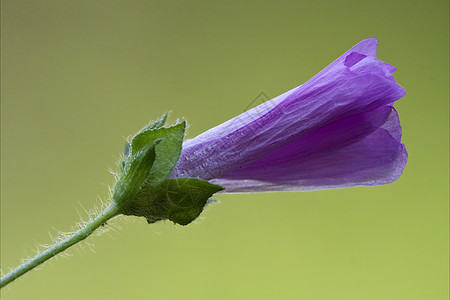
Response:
[170, 38, 407, 193]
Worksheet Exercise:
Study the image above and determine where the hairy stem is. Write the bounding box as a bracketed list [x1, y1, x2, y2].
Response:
[0, 202, 120, 288]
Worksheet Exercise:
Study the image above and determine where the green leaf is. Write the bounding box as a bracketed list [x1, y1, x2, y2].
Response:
[113, 140, 160, 208]
[131, 122, 186, 183]
[147, 178, 224, 226]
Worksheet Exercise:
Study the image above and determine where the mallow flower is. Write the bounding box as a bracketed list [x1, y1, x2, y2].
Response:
[0, 38, 407, 288]
[170, 38, 407, 192]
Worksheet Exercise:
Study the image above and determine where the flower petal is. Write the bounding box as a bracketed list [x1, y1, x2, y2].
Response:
[210, 106, 407, 192]
[311, 38, 378, 80]
[170, 39, 406, 191]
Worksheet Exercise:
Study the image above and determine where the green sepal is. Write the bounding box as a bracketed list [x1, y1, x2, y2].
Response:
[153, 178, 224, 225]
[136, 112, 168, 135]
[120, 113, 168, 173]
[128, 178, 224, 226]
[113, 113, 224, 226]
[120, 142, 131, 173]
[120, 116, 185, 183]
[146, 112, 168, 130]
[113, 140, 160, 207]
[136, 122, 186, 183]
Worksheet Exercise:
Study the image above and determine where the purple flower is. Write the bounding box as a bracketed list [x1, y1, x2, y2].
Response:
[170, 38, 407, 192]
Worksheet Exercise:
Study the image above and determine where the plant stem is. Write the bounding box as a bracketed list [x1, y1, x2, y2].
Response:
[0, 202, 121, 288]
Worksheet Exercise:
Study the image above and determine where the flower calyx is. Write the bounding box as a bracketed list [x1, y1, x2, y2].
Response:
[112, 113, 224, 226]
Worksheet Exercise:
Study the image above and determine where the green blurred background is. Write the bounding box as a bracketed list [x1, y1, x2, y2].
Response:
[1, 0, 448, 299]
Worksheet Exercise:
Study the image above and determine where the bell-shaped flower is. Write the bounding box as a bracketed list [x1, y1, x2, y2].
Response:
[170, 38, 407, 192]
